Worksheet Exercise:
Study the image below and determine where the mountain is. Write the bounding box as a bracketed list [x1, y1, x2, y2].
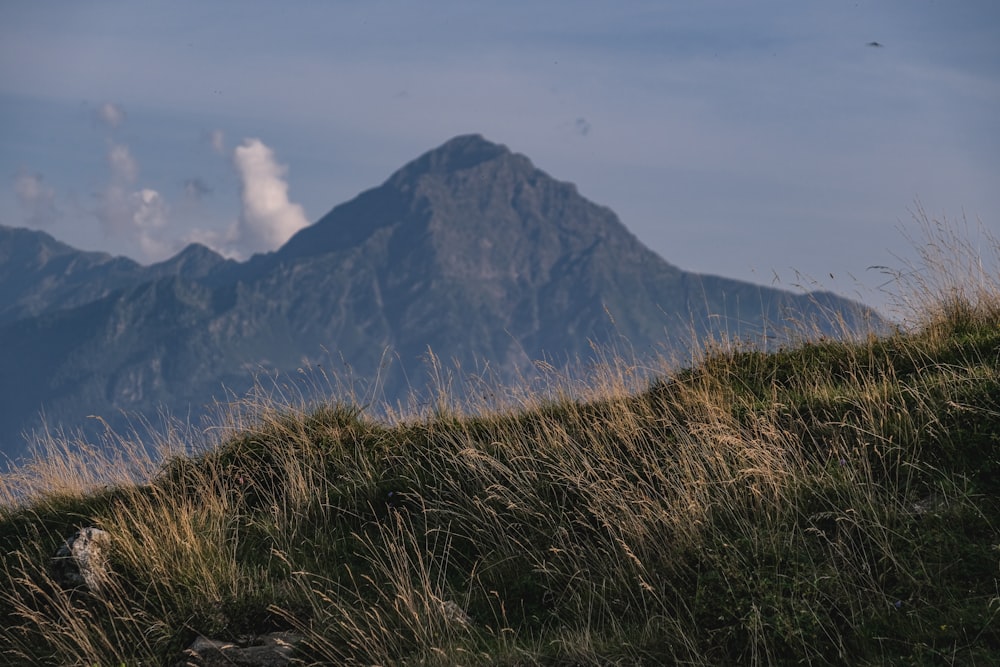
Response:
[0, 135, 882, 464]
[0, 225, 144, 324]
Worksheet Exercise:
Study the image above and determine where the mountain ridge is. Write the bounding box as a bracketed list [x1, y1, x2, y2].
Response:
[0, 135, 883, 463]
[0, 224, 145, 324]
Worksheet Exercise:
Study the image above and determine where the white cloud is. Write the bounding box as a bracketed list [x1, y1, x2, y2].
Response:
[15, 170, 60, 226]
[228, 138, 308, 257]
[96, 184, 174, 261]
[131, 188, 173, 258]
[131, 188, 168, 230]
[95, 143, 175, 262]
[96, 102, 126, 130]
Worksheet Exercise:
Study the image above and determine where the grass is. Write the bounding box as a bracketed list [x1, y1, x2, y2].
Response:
[1, 213, 998, 665]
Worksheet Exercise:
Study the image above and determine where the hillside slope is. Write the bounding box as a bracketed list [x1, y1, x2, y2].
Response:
[0, 239, 996, 664]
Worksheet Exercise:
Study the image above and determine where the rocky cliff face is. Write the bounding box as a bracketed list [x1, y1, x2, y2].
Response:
[0, 135, 882, 463]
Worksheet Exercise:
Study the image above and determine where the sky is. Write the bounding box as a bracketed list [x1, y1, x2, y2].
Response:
[1, 0, 998, 313]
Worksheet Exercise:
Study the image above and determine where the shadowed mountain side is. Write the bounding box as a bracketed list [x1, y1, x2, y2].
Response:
[0, 135, 883, 462]
[0, 225, 143, 325]
[0, 226, 236, 326]
[0, 279, 240, 451]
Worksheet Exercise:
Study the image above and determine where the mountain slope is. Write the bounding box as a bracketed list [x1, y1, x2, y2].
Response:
[0, 135, 882, 462]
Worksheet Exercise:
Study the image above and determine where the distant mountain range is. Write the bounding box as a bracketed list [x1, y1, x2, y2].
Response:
[0, 134, 882, 463]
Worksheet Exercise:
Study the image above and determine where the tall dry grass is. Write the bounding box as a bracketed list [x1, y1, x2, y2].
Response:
[1, 212, 998, 665]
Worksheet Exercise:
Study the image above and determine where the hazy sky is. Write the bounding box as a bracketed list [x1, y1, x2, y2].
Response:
[2, 1, 998, 310]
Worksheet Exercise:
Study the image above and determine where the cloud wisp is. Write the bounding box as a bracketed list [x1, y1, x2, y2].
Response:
[14, 171, 60, 227]
[107, 143, 138, 183]
[209, 129, 225, 155]
[96, 102, 126, 130]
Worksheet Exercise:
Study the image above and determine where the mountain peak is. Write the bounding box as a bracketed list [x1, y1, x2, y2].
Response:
[146, 242, 233, 281]
[390, 134, 512, 182]
[279, 135, 527, 260]
[426, 133, 510, 166]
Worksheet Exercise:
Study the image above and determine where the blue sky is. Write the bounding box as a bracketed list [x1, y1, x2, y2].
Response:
[2, 1, 998, 311]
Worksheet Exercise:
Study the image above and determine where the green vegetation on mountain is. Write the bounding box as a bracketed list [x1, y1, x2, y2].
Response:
[0, 220, 996, 665]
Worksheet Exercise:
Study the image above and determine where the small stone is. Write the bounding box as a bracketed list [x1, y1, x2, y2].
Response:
[441, 599, 471, 625]
[178, 632, 302, 667]
[51, 527, 112, 594]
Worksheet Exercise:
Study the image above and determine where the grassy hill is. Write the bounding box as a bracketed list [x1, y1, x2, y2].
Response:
[1, 220, 998, 665]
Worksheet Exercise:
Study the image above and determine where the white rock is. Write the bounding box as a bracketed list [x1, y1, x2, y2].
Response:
[51, 527, 112, 594]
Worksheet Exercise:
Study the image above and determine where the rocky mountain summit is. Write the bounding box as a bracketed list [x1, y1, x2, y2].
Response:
[0, 135, 881, 463]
